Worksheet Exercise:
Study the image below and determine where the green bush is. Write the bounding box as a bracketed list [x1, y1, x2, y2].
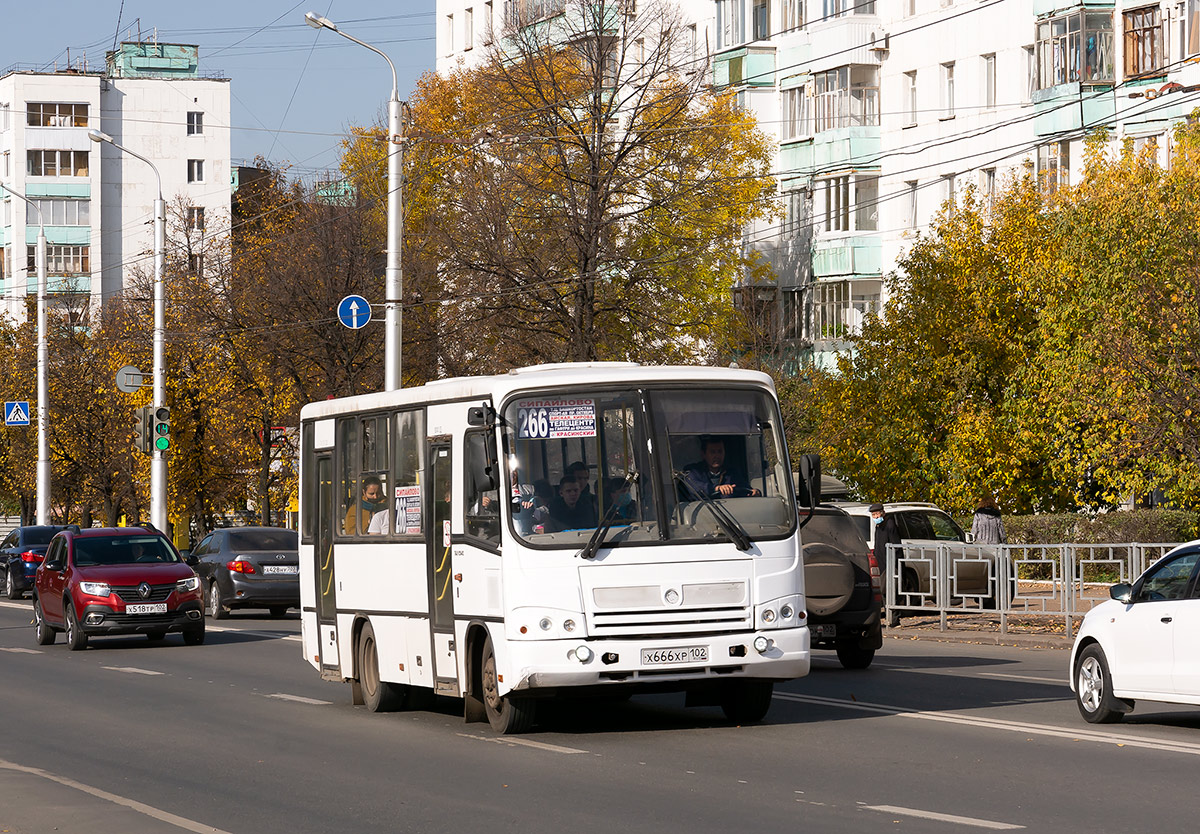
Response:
[1003, 509, 1200, 545]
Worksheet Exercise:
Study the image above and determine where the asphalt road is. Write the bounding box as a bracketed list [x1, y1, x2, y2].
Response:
[1, 597, 1197, 834]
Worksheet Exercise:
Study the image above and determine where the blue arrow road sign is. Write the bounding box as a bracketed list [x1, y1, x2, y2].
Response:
[337, 294, 372, 330]
[4, 401, 30, 427]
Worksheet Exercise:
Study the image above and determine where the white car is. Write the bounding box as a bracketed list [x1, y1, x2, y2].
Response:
[1070, 542, 1200, 723]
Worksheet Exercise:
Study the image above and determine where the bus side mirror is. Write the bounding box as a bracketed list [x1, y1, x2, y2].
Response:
[467, 404, 495, 427]
[799, 454, 821, 508]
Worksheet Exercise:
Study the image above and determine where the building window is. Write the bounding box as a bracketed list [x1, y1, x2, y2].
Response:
[822, 0, 875, 18]
[1183, 0, 1200, 57]
[26, 150, 88, 177]
[26, 102, 88, 127]
[187, 159, 204, 183]
[187, 111, 204, 135]
[717, 0, 745, 48]
[30, 198, 90, 225]
[983, 53, 996, 109]
[465, 8, 474, 50]
[812, 66, 879, 132]
[1037, 10, 1114, 88]
[905, 0, 916, 16]
[783, 187, 809, 237]
[905, 71, 918, 125]
[187, 207, 205, 231]
[781, 0, 803, 32]
[446, 14, 455, 52]
[782, 86, 810, 140]
[1124, 6, 1164, 77]
[633, 38, 646, 80]
[816, 173, 879, 233]
[752, 0, 770, 39]
[1024, 45, 1036, 101]
[983, 168, 997, 211]
[780, 288, 804, 341]
[807, 280, 881, 342]
[943, 173, 956, 208]
[1, 103, 9, 131]
[941, 62, 955, 117]
[905, 180, 919, 228]
[0, 245, 6, 281]
[1038, 141, 1070, 193]
[2, 150, 8, 178]
[189, 253, 204, 276]
[484, 1, 493, 45]
[28, 244, 89, 275]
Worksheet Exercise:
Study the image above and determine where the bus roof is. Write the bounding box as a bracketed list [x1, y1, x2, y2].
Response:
[299, 363, 776, 422]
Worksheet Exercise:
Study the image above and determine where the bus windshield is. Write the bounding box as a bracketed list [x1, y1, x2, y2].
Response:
[503, 387, 795, 548]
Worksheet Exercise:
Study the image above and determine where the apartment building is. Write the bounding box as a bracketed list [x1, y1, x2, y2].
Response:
[0, 42, 230, 324]
[436, 0, 1200, 368]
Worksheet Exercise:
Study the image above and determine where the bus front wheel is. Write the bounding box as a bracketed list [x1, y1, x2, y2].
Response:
[720, 679, 774, 725]
[357, 621, 407, 712]
[481, 637, 534, 734]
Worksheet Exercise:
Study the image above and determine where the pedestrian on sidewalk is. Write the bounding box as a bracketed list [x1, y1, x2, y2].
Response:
[971, 495, 1006, 544]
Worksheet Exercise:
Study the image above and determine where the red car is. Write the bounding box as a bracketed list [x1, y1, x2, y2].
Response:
[33, 526, 205, 650]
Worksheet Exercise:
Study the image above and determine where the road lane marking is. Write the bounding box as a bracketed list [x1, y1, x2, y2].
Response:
[862, 804, 1024, 830]
[102, 666, 164, 676]
[0, 757, 234, 834]
[264, 693, 332, 705]
[206, 625, 302, 641]
[872, 663, 1066, 685]
[457, 732, 587, 754]
[0, 647, 41, 654]
[0, 600, 32, 611]
[775, 692, 1200, 756]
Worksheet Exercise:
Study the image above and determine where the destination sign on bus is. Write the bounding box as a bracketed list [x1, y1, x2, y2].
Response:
[394, 485, 422, 534]
[515, 398, 597, 439]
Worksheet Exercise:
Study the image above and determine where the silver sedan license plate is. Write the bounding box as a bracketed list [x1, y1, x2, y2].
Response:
[641, 646, 708, 665]
[127, 603, 167, 615]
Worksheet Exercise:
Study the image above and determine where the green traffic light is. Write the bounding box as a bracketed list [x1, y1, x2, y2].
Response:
[155, 436, 170, 451]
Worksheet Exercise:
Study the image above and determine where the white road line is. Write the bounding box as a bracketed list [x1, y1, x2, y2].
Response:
[980, 672, 1066, 684]
[873, 663, 1066, 685]
[775, 692, 1200, 756]
[101, 666, 164, 676]
[264, 693, 332, 705]
[0, 756, 234, 834]
[0, 600, 31, 610]
[0, 647, 41, 654]
[862, 804, 1024, 830]
[206, 625, 301, 640]
[456, 732, 587, 754]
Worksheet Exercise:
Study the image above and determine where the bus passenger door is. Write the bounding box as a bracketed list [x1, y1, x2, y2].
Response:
[428, 442, 460, 695]
[315, 454, 340, 674]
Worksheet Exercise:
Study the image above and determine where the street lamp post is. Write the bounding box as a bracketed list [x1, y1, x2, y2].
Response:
[305, 11, 404, 391]
[1, 185, 50, 525]
[88, 129, 168, 531]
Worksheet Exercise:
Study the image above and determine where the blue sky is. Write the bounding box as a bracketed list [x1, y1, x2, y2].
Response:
[3, 1, 435, 178]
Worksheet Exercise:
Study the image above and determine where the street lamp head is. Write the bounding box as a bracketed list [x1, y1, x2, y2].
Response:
[304, 11, 337, 31]
[88, 129, 114, 144]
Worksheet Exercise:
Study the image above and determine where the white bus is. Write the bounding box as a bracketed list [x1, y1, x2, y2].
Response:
[298, 363, 814, 733]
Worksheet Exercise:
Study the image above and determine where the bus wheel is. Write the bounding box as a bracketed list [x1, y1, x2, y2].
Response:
[357, 621, 406, 712]
[481, 637, 534, 734]
[720, 679, 774, 725]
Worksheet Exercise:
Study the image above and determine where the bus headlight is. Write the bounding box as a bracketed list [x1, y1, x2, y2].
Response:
[573, 645, 594, 663]
[753, 636, 770, 653]
[761, 608, 776, 624]
[539, 617, 553, 631]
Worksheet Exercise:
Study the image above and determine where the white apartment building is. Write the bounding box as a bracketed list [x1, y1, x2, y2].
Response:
[0, 42, 230, 324]
[436, 0, 1200, 368]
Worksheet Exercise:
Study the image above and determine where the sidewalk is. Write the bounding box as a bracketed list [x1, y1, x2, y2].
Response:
[883, 613, 1073, 650]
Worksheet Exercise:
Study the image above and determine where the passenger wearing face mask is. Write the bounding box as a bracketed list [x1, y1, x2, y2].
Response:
[869, 502, 902, 578]
[604, 477, 636, 521]
[345, 475, 386, 535]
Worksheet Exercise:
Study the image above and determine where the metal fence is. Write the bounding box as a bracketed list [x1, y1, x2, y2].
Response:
[882, 541, 1186, 638]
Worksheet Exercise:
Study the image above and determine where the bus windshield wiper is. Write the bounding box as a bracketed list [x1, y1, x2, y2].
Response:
[673, 472, 751, 551]
[577, 472, 637, 561]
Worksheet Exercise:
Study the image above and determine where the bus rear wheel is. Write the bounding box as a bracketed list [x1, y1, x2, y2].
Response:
[481, 637, 534, 734]
[357, 621, 406, 712]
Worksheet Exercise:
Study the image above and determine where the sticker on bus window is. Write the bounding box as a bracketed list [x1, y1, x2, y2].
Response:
[515, 398, 597, 439]
[394, 485, 422, 535]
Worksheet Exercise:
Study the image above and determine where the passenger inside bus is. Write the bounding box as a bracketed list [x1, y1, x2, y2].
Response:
[546, 475, 598, 532]
[566, 460, 595, 511]
[603, 476, 636, 521]
[344, 475, 385, 535]
[680, 436, 759, 499]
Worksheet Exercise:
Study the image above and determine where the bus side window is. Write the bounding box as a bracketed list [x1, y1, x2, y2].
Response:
[465, 431, 500, 544]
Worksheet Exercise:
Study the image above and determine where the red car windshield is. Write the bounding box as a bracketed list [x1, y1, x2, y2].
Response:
[73, 536, 178, 566]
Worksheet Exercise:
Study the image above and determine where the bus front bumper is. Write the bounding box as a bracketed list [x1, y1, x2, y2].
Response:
[506, 626, 810, 692]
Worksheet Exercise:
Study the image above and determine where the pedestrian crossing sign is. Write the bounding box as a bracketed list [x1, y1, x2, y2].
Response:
[4, 401, 30, 427]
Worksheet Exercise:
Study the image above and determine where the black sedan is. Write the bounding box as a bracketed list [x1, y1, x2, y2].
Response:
[1, 525, 65, 599]
[190, 527, 299, 619]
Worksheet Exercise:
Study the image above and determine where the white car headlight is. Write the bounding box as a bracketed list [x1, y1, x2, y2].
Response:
[80, 581, 111, 597]
[176, 576, 200, 593]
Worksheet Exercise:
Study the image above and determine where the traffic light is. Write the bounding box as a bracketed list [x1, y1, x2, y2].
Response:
[133, 406, 152, 454]
[152, 406, 171, 452]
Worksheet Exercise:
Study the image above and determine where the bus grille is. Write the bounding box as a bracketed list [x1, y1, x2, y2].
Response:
[588, 605, 751, 636]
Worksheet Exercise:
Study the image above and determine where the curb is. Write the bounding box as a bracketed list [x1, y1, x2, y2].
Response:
[884, 627, 1072, 650]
